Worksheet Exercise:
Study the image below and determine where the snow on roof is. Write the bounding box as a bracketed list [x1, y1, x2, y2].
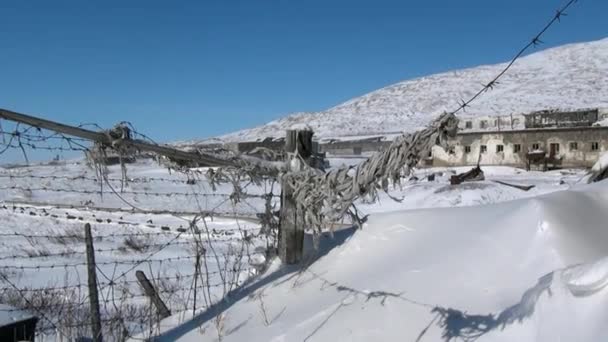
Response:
[0, 304, 36, 326]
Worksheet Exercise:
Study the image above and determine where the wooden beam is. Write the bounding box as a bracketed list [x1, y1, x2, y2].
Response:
[279, 129, 313, 264]
[84, 223, 103, 342]
[0, 108, 235, 167]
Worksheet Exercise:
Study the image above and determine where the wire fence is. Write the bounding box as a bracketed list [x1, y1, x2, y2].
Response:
[0, 122, 280, 341]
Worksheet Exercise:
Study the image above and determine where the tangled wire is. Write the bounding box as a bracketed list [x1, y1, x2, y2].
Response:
[284, 112, 458, 231]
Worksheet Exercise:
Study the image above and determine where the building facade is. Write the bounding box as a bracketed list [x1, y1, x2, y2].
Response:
[319, 108, 608, 169]
[432, 108, 608, 169]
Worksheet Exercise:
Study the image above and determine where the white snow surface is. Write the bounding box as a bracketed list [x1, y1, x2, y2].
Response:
[0, 160, 274, 340]
[2, 159, 606, 341]
[218, 37, 608, 142]
[156, 173, 608, 341]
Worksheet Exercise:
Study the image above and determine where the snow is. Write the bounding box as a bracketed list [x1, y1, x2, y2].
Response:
[218, 37, 608, 142]
[157, 174, 608, 341]
[0, 159, 274, 340]
[2, 157, 606, 341]
[582, 151, 608, 183]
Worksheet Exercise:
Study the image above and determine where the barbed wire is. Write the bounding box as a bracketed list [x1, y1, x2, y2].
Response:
[0, 271, 237, 295]
[0, 184, 274, 199]
[0, 242, 249, 261]
[446, 0, 578, 117]
[0, 118, 277, 342]
[0, 205, 265, 234]
[0, 172, 250, 186]
[1, 201, 266, 218]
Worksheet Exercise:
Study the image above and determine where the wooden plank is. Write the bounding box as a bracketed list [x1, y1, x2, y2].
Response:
[136, 271, 172, 319]
[0, 108, 234, 167]
[84, 223, 103, 342]
[279, 129, 313, 264]
[492, 180, 535, 191]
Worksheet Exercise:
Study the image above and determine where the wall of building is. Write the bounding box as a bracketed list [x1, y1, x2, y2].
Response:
[432, 126, 608, 168]
[226, 141, 285, 153]
[319, 140, 391, 156]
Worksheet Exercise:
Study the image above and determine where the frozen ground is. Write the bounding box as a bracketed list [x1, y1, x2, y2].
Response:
[0, 157, 603, 341]
[156, 175, 608, 342]
[0, 159, 275, 340]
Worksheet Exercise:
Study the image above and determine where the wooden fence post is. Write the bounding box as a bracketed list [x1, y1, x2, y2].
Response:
[279, 129, 313, 264]
[136, 271, 172, 319]
[84, 223, 103, 342]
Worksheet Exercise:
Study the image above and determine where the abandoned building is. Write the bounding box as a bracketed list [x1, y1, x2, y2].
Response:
[318, 108, 608, 169]
[180, 108, 607, 170]
[432, 108, 608, 169]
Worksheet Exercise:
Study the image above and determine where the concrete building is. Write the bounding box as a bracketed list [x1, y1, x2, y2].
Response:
[184, 108, 607, 170]
[319, 108, 608, 170]
[432, 108, 608, 169]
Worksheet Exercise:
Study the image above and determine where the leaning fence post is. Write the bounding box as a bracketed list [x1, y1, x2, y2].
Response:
[136, 270, 172, 319]
[84, 223, 103, 342]
[279, 129, 313, 264]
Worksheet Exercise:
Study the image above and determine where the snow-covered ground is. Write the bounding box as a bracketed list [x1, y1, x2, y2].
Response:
[0, 159, 275, 340]
[1, 156, 605, 341]
[155, 173, 608, 342]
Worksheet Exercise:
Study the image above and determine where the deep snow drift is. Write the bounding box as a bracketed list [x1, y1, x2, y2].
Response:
[216, 37, 608, 142]
[156, 178, 608, 342]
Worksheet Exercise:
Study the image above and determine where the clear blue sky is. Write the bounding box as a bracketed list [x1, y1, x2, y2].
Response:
[0, 0, 606, 144]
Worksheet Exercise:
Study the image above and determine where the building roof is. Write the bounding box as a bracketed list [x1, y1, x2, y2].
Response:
[0, 304, 36, 327]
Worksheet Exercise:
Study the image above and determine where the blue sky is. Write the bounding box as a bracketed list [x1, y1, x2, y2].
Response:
[0, 0, 606, 145]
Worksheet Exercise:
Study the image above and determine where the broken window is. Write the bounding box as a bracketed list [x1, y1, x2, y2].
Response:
[513, 144, 521, 153]
[464, 146, 471, 154]
[480, 120, 487, 129]
[532, 143, 540, 150]
[480, 145, 487, 153]
[465, 121, 472, 129]
[591, 142, 600, 151]
[569, 142, 578, 151]
[496, 145, 504, 153]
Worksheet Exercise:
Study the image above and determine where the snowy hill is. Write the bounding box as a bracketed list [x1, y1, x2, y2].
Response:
[220, 37, 608, 142]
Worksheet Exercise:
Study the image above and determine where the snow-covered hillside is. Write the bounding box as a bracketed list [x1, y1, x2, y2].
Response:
[220, 37, 608, 142]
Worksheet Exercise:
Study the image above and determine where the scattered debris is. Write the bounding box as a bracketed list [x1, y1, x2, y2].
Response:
[450, 166, 485, 185]
[587, 152, 608, 183]
[492, 180, 535, 191]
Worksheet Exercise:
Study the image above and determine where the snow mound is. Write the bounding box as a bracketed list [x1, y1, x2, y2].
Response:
[562, 257, 608, 297]
[159, 180, 608, 342]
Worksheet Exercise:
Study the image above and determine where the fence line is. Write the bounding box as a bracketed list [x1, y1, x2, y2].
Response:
[0, 127, 278, 340]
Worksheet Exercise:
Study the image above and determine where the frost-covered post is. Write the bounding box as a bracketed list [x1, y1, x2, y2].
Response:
[85, 223, 103, 342]
[136, 270, 172, 319]
[279, 128, 313, 264]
